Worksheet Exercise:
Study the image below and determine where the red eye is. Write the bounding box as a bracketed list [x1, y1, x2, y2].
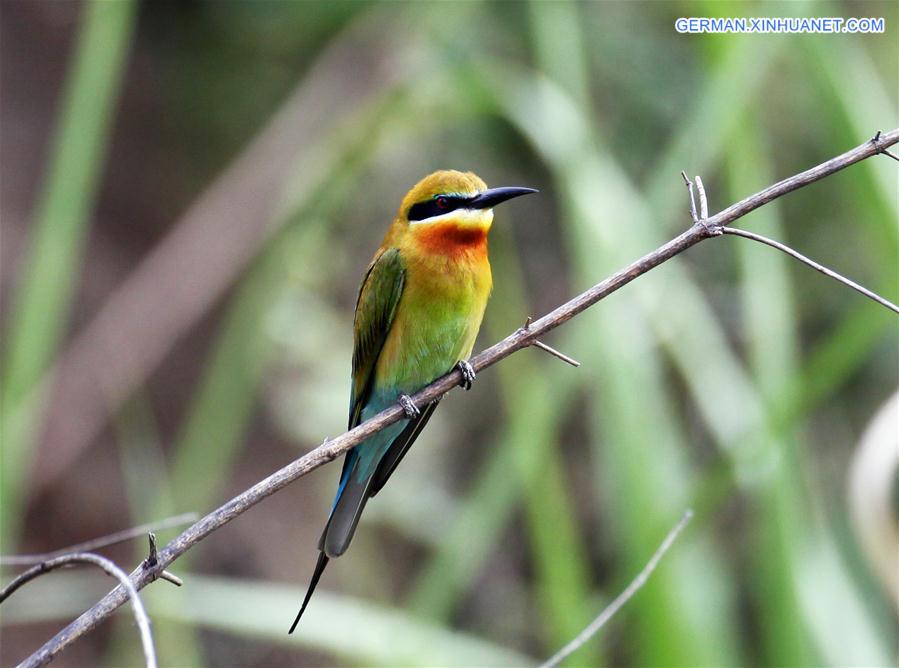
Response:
[435, 196, 448, 209]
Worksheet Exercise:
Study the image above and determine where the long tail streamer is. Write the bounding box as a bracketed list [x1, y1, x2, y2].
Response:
[289, 551, 330, 634]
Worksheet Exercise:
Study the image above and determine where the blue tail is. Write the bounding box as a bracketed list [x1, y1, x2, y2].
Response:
[322, 451, 376, 557]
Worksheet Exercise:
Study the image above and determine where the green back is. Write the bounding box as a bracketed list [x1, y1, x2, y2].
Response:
[349, 247, 405, 428]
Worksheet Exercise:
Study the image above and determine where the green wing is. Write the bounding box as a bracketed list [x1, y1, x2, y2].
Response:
[349, 247, 406, 428]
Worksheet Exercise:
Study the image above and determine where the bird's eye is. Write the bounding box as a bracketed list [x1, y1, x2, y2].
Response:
[435, 196, 449, 209]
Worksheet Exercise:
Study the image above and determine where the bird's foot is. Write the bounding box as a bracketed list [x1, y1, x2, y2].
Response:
[456, 360, 476, 391]
[398, 394, 420, 419]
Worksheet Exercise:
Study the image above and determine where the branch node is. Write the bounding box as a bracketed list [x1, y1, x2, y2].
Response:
[141, 532, 182, 587]
[871, 130, 899, 163]
[682, 172, 721, 236]
[519, 315, 579, 366]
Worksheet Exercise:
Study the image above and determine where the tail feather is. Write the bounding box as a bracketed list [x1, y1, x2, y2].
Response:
[322, 472, 375, 558]
[291, 416, 413, 629]
[289, 551, 329, 633]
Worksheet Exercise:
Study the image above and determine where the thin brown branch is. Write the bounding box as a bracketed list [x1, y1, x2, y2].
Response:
[22, 128, 899, 667]
[0, 553, 156, 668]
[721, 227, 899, 314]
[539, 510, 694, 668]
[0, 513, 197, 567]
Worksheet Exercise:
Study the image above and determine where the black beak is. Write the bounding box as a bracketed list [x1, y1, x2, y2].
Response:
[468, 186, 538, 209]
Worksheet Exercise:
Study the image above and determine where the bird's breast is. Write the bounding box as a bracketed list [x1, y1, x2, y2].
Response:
[374, 243, 492, 394]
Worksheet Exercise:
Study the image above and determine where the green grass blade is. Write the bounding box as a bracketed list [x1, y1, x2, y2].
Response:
[728, 117, 815, 666]
[407, 360, 580, 616]
[513, 7, 742, 660]
[0, 571, 533, 667]
[489, 225, 599, 665]
[0, 0, 138, 547]
[149, 576, 534, 667]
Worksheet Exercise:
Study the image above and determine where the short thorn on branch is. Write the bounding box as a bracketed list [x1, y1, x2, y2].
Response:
[521, 316, 581, 367]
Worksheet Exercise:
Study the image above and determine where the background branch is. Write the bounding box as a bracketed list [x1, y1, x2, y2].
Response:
[0, 553, 156, 668]
[21, 128, 899, 667]
[0, 513, 197, 567]
[539, 509, 694, 668]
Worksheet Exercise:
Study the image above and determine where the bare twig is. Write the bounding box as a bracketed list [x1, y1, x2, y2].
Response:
[0, 513, 197, 566]
[22, 129, 899, 667]
[681, 171, 699, 223]
[0, 553, 156, 668]
[532, 340, 581, 367]
[157, 571, 182, 587]
[721, 227, 899, 314]
[539, 510, 694, 668]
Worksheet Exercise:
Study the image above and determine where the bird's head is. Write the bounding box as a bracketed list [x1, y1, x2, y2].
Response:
[386, 170, 536, 250]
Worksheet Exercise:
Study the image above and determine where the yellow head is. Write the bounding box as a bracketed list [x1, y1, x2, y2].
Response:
[382, 170, 536, 251]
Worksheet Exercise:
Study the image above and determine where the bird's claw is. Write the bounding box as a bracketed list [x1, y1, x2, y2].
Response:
[399, 394, 420, 419]
[456, 360, 476, 390]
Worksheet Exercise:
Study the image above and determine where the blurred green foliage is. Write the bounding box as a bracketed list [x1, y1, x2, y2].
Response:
[1, 1, 896, 666]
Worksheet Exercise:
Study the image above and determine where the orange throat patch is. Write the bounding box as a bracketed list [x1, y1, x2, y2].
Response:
[412, 221, 488, 257]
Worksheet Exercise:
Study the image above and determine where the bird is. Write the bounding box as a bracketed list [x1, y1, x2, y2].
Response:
[289, 170, 536, 632]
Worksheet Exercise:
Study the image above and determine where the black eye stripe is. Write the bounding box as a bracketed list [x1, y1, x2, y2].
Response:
[408, 196, 469, 221]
